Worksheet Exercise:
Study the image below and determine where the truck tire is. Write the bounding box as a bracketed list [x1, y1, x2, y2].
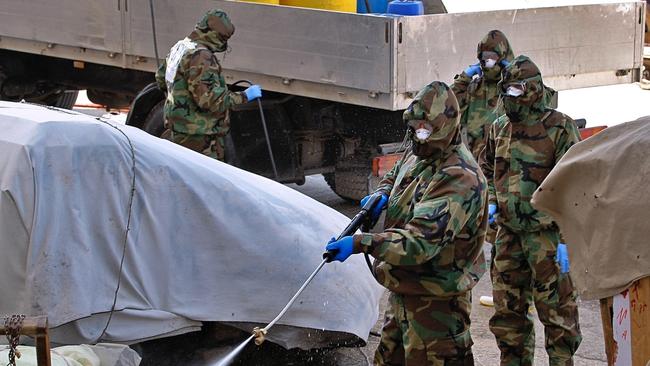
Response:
[143, 101, 165, 137]
[325, 157, 371, 202]
[53, 90, 79, 109]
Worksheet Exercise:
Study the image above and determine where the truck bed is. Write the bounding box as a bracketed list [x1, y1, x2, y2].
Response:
[0, 0, 644, 110]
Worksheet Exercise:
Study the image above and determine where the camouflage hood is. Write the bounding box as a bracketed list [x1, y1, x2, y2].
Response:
[402, 81, 460, 158]
[498, 55, 547, 122]
[189, 9, 234, 53]
[477, 30, 514, 81]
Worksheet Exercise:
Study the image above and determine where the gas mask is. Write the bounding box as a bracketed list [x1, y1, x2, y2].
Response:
[402, 81, 460, 158]
[484, 59, 497, 69]
[505, 85, 524, 97]
[410, 120, 433, 142]
[499, 79, 541, 122]
[475, 30, 514, 82]
[406, 120, 439, 157]
[481, 51, 499, 69]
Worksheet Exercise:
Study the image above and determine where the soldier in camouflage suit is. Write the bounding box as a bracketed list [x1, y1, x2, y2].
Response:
[451, 30, 514, 161]
[451, 30, 516, 247]
[480, 56, 582, 366]
[155, 9, 261, 161]
[326, 81, 488, 365]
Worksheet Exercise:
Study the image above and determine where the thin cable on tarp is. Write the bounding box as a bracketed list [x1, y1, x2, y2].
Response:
[93, 118, 137, 343]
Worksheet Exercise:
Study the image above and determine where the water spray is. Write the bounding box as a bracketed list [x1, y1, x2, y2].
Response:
[213, 193, 384, 366]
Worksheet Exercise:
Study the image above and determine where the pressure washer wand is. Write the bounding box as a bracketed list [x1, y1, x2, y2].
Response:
[216, 193, 383, 365]
[250, 192, 383, 345]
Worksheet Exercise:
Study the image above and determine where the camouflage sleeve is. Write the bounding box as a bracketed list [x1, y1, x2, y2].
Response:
[186, 50, 247, 113]
[155, 59, 167, 92]
[355, 173, 472, 266]
[480, 121, 497, 205]
[451, 72, 472, 114]
[374, 153, 405, 195]
[554, 115, 581, 162]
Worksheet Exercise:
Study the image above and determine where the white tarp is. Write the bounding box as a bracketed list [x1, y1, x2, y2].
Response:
[0, 343, 141, 366]
[0, 101, 383, 349]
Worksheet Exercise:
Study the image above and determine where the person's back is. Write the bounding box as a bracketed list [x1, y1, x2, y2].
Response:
[154, 9, 261, 161]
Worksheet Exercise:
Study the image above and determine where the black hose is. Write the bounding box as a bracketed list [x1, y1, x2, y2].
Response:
[149, 0, 160, 68]
[231, 80, 279, 180]
[364, 253, 374, 275]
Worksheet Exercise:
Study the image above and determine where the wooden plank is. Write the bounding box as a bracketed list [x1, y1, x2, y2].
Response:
[0, 315, 51, 366]
[0, 315, 47, 337]
[601, 297, 616, 366]
[35, 333, 52, 366]
[630, 277, 650, 366]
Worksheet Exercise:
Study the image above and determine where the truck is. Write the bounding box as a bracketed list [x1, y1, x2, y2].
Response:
[0, 0, 645, 200]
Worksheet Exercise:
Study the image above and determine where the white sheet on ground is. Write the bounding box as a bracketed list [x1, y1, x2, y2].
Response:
[0, 101, 384, 349]
[0, 343, 141, 366]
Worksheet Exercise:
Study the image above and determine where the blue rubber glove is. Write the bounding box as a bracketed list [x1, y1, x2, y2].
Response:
[360, 193, 389, 222]
[500, 59, 511, 68]
[244, 84, 262, 101]
[488, 203, 498, 225]
[557, 243, 570, 273]
[464, 63, 482, 77]
[325, 236, 355, 262]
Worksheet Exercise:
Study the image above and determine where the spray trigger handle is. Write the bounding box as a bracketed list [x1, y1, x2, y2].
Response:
[322, 193, 384, 263]
[323, 248, 339, 263]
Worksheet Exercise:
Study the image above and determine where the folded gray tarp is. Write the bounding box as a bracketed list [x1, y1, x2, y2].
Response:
[0, 101, 383, 349]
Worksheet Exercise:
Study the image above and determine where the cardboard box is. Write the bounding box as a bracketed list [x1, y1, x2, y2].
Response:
[600, 277, 650, 365]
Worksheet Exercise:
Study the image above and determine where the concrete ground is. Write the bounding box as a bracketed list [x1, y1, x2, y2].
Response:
[288, 175, 608, 365]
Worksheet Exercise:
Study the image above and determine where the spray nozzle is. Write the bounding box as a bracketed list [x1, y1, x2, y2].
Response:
[252, 327, 267, 346]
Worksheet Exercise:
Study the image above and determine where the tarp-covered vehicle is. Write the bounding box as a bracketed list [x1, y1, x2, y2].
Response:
[0, 101, 383, 363]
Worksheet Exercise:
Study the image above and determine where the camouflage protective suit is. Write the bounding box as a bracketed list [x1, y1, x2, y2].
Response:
[154, 9, 247, 161]
[351, 82, 488, 365]
[480, 56, 582, 366]
[451, 30, 514, 161]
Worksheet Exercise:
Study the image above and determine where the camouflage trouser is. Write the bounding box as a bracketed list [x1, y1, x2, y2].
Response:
[161, 129, 225, 161]
[489, 227, 582, 366]
[375, 292, 474, 366]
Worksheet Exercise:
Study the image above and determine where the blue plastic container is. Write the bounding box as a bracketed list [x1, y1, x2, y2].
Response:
[386, 0, 423, 15]
[357, 0, 388, 13]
